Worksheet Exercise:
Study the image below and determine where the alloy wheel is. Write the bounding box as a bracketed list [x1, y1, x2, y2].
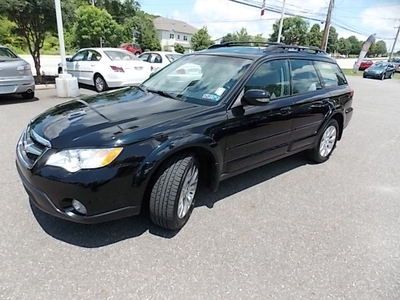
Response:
[319, 125, 337, 157]
[177, 163, 199, 219]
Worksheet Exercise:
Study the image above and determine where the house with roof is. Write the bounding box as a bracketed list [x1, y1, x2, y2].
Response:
[153, 17, 197, 52]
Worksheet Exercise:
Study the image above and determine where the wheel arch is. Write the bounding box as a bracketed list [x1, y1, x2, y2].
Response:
[140, 140, 222, 213]
[330, 112, 344, 140]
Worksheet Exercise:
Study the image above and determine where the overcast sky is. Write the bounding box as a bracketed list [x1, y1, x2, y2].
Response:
[139, 0, 400, 51]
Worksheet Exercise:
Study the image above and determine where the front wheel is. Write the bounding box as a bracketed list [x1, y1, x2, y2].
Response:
[308, 119, 339, 163]
[94, 74, 107, 92]
[149, 154, 199, 230]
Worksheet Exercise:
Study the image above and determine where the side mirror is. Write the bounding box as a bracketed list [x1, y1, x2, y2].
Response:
[242, 89, 271, 106]
[66, 57, 72, 62]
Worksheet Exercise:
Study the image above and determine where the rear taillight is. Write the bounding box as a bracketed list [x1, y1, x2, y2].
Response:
[110, 65, 124, 72]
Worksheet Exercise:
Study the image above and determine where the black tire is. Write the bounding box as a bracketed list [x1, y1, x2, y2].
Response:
[94, 74, 107, 92]
[21, 91, 35, 99]
[307, 119, 339, 163]
[149, 154, 199, 230]
[363, 73, 366, 78]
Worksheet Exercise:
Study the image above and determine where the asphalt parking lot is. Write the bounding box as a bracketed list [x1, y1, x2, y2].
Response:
[1, 77, 399, 299]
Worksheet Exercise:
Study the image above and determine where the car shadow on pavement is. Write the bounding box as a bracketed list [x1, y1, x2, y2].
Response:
[32, 153, 307, 248]
[0, 94, 39, 105]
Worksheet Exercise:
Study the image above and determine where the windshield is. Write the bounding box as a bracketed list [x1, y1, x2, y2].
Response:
[0, 47, 17, 59]
[370, 62, 387, 69]
[166, 54, 182, 62]
[104, 50, 138, 61]
[142, 55, 251, 105]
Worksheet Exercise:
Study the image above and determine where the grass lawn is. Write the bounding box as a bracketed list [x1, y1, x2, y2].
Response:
[341, 68, 400, 80]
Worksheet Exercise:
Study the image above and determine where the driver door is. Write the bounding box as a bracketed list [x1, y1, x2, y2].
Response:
[223, 59, 293, 174]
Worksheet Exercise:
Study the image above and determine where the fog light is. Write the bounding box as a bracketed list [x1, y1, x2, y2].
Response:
[72, 199, 87, 215]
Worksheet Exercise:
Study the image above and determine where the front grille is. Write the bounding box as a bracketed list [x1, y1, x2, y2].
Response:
[17, 128, 50, 168]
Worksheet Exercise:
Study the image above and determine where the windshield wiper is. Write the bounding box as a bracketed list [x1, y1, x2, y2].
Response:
[147, 89, 178, 100]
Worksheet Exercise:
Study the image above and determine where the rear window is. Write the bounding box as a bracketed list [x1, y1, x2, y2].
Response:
[0, 47, 17, 59]
[104, 50, 138, 61]
[314, 61, 347, 87]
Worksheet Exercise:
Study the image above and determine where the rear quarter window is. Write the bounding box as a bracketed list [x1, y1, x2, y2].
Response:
[314, 61, 347, 87]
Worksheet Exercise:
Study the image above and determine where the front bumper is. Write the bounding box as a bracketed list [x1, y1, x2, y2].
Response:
[16, 145, 143, 224]
[0, 76, 35, 95]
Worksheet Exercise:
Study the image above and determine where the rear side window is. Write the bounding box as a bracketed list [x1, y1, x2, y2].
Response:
[245, 60, 290, 100]
[290, 59, 322, 95]
[0, 47, 17, 58]
[314, 61, 347, 87]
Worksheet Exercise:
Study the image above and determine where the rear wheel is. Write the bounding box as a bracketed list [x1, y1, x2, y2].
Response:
[308, 119, 339, 163]
[21, 91, 35, 99]
[149, 154, 199, 230]
[94, 74, 107, 92]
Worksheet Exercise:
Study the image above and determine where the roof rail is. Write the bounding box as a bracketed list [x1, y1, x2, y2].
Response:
[265, 44, 326, 54]
[208, 41, 326, 55]
[208, 41, 284, 49]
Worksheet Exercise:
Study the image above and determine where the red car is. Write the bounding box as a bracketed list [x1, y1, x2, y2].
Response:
[359, 60, 373, 71]
[120, 43, 142, 55]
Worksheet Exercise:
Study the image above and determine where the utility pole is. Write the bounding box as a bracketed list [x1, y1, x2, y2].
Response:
[321, 0, 334, 51]
[277, 0, 286, 43]
[55, 0, 66, 74]
[389, 26, 400, 61]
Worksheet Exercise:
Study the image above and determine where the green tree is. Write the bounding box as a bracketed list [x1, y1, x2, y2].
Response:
[235, 28, 252, 42]
[123, 12, 161, 51]
[221, 33, 236, 43]
[252, 33, 267, 43]
[191, 27, 212, 51]
[174, 43, 185, 54]
[327, 26, 338, 53]
[374, 40, 387, 56]
[307, 23, 322, 47]
[269, 17, 308, 45]
[93, 0, 140, 23]
[337, 37, 351, 56]
[347, 35, 362, 55]
[73, 5, 123, 48]
[0, 16, 16, 45]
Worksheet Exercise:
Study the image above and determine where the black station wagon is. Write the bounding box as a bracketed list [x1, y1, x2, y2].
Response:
[16, 43, 354, 230]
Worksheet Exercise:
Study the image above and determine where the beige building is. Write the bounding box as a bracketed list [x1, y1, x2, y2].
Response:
[153, 17, 197, 52]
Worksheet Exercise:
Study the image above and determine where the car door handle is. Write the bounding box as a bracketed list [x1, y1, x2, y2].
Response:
[280, 107, 292, 115]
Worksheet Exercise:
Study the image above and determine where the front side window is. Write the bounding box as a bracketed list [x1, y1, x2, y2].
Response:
[314, 61, 347, 87]
[138, 53, 150, 62]
[72, 51, 88, 61]
[290, 59, 322, 95]
[245, 60, 290, 99]
[142, 55, 252, 106]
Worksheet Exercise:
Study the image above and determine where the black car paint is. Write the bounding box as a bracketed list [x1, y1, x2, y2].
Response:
[16, 51, 353, 223]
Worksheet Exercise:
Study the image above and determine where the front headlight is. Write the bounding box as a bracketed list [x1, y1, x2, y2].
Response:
[46, 148, 123, 172]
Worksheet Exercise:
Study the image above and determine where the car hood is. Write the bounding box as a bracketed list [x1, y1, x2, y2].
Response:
[29, 87, 211, 148]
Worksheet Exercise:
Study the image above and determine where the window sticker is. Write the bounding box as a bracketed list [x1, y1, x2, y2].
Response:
[202, 93, 220, 101]
[214, 87, 226, 96]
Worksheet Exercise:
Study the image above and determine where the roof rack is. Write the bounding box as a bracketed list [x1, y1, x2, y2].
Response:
[208, 41, 326, 55]
[265, 44, 326, 54]
[208, 41, 284, 49]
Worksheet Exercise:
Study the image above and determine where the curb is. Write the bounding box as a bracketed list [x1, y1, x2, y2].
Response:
[35, 84, 56, 90]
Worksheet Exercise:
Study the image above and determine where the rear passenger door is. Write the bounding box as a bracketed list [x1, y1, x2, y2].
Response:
[288, 59, 331, 152]
[224, 59, 293, 174]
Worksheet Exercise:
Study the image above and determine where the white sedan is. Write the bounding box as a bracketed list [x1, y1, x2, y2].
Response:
[138, 51, 182, 73]
[59, 48, 152, 92]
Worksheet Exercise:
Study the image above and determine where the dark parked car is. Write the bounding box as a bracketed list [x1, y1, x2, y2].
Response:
[363, 62, 396, 80]
[16, 43, 354, 230]
[358, 59, 373, 71]
[389, 57, 400, 73]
